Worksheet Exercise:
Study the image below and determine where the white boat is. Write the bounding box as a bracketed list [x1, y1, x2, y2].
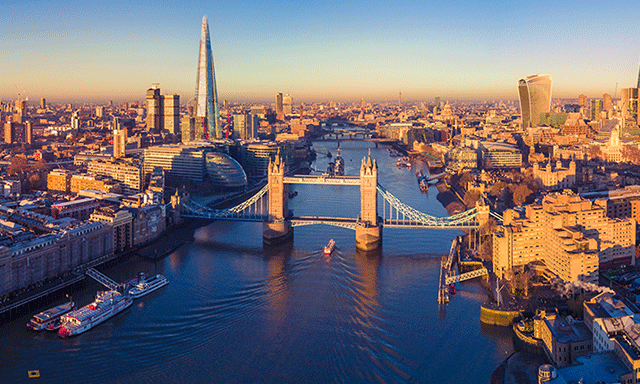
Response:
[324, 239, 335, 255]
[27, 301, 75, 331]
[128, 274, 169, 299]
[58, 290, 132, 337]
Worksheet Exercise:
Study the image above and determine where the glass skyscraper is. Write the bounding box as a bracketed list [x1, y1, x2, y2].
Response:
[194, 15, 221, 140]
[518, 74, 552, 129]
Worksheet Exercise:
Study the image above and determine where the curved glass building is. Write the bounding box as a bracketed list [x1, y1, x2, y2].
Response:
[518, 74, 552, 128]
[205, 152, 247, 189]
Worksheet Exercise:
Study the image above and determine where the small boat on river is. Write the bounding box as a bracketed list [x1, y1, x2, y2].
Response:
[324, 239, 336, 255]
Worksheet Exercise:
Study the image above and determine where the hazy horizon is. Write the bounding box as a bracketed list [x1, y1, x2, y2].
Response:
[2, 0, 639, 104]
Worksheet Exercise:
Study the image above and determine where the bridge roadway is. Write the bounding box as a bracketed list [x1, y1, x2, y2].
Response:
[283, 175, 361, 185]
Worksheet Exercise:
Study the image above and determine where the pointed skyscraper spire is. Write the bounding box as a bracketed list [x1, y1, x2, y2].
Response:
[194, 15, 221, 140]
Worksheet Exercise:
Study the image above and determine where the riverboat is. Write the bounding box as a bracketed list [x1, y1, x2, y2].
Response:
[58, 290, 132, 338]
[27, 301, 75, 331]
[397, 157, 411, 168]
[128, 274, 169, 299]
[324, 239, 336, 255]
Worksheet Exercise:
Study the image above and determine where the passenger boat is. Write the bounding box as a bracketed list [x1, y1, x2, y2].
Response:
[58, 290, 132, 338]
[324, 239, 336, 255]
[397, 157, 411, 168]
[449, 284, 456, 295]
[27, 301, 75, 331]
[128, 274, 169, 299]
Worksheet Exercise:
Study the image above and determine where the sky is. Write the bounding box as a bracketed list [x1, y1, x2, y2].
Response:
[1, 0, 640, 104]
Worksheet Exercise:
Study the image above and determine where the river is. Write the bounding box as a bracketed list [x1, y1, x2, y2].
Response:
[0, 141, 513, 383]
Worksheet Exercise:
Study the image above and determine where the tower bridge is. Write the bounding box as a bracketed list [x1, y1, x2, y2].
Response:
[177, 152, 498, 250]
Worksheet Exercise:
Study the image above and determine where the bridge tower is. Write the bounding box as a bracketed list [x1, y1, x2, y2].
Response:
[356, 150, 382, 250]
[264, 154, 293, 245]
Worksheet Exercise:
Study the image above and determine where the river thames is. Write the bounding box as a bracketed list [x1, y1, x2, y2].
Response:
[0, 141, 514, 383]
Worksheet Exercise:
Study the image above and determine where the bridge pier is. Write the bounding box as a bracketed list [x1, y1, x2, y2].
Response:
[355, 223, 382, 251]
[263, 221, 293, 246]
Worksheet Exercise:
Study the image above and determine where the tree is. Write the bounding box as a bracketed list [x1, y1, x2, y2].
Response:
[8, 156, 28, 176]
[489, 181, 508, 198]
[463, 190, 481, 208]
[33, 159, 50, 172]
[588, 145, 602, 160]
[457, 171, 474, 190]
[29, 173, 45, 191]
[622, 145, 640, 164]
[512, 183, 534, 206]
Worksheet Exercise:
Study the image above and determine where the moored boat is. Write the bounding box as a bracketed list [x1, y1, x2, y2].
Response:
[58, 290, 132, 338]
[27, 301, 75, 331]
[324, 239, 335, 255]
[128, 274, 169, 299]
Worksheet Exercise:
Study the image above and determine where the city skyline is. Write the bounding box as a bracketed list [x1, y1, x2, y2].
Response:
[2, 0, 640, 103]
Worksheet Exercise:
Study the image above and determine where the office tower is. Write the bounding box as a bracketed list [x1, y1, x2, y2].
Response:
[276, 93, 283, 115]
[71, 111, 80, 131]
[163, 94, 180, 134]
[435, 96, 441, 107]
[637, 63, 640, 89]
[590, 99, 603, 121]
[518, 74, 552, 128]
[96, 106, 104, 118]
[283, 94, 293, 115]
[194, 15, 221, 139]
[621, 88, 639, 123]
[578, 94, 587, 109]
[233, 114, 248, 140]
[25, 121, 32, 144]
[40, 98, 46, 109]
[146, 85, 180, 134]
[13, 100, 26, 123]
[603, 93, 612, 112]
[113, 129, 126, 158]
[146, 85, 161, 131]
[4, 122, 16, 144]
[299, 103, 304, 118]
[399, 91, 402, 106]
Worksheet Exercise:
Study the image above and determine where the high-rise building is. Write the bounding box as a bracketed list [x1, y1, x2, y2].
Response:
[96, 106, 104, 118]
[40, 98, 46, 109]
[146, 85, 180, 134]
[578, 94, 587, 109]
[603, 93, 613, 112]
[590, 99, 603, 121]
[275, 93, 283, 115]
[25, 121, 32, 145]
[163, 94, 180, 134]
[518, 74, 552, 128]
[146, 85, 162, 131]
[4, 122, 16, 144]
[194, 15, 221, 140]
[621, 88, 639, 123]
[113, 120, 127, 159]
[283, 94, 293, 115]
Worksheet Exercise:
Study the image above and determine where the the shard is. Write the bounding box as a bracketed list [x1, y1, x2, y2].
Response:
[194, 15, 221, 140]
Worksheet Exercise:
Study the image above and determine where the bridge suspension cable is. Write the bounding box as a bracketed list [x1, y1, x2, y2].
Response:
[377, 184, 479, 228]
[181, 184, 269, 220]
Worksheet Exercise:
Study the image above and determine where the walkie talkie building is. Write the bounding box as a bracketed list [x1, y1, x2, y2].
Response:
[518, 74, 552, 129]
